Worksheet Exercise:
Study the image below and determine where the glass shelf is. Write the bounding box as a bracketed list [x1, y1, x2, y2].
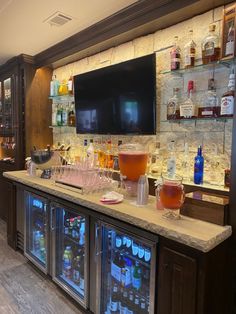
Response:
[162, 116, 233, 123]
[49, 95, 74, 103]
[49, 125, 75, 129]
[160, 57, 236, 75]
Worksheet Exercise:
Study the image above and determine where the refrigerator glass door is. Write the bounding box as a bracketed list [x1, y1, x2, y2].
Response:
[52, 203, 88, 308]
[98, 223, 156, 314]
[24, 192, 48, 273]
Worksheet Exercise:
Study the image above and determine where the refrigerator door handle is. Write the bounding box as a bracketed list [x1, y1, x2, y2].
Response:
[95, 223, 101, 260]
[50, 207, 56, 230]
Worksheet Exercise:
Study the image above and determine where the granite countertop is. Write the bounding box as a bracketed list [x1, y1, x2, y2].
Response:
[4, 170, 232, 253]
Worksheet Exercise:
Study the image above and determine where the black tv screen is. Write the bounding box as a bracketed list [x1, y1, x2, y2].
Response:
[74, 54, 156, 135]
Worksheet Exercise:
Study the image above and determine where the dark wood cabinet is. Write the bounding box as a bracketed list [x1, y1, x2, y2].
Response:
[157, 238, 232, 314]
[0, 55, 53, 223]
[158, 246, 197, 314]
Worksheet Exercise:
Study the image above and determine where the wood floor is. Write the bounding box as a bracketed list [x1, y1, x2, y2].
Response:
[0, 219, 83, 314]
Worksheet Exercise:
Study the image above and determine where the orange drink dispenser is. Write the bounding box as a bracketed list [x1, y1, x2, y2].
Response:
[118, 144, 148, 196]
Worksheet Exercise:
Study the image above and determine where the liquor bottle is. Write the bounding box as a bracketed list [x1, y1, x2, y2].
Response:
[58, 79, 69, 96]
[180, 80, 196, 118]
[167, 140, 176, 178]
[225, 21, 235, 57]
[61, 104, 68, 126]
[149, 142, 163, 177]
[199, 78, 218, 118]
[87, 139, 95, 167]
[220, 67, 235, 117]
[68, 102, 76, 126]
[184, 29, 196, 68]
[113, 140, 122, 171]
[56, 104, 63, 126]
[170, 36, 181, 70]
[132, 261, 142, 290]
[50, 75, 59, 97]
[167, 88, 181, 119]
[194, 145, 204, 184]
[68, 73, 74, 96]
[81, 139, 88, 161]
[181, 143, 190, 181]
[105, 140, 114, 169]
[202, 24, 220, 64]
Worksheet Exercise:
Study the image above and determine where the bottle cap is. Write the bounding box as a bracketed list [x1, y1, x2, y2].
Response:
[209, 24, 216, 32]
[173, 87, 180, 93]
[208, 78, 216, 91]
[188, 80, 194, 90]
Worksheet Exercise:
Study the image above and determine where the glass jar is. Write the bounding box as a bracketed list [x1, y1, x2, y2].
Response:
[156, 173, 185, 219]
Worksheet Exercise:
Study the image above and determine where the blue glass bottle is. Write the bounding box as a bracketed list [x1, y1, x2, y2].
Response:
[194, 146, 204, 184]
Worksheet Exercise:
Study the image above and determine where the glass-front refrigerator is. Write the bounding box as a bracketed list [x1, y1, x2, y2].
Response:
[95, 221, 157, 314]
[24, 191, 49, 273]
[51, 203, 88, 309]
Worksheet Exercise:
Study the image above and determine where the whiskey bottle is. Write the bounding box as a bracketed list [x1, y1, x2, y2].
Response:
[184, 29, 196, 68]
[149, 142, 163, 177]
[220, 67, 235, 117]
[56, 105, 63, 126]
[199, 78, 218, 117]
[170, 36, 181, 71]
[202, 24, 221, 64]
[167, 87, 181, 119]
[180, 81, 196, 118]
[68, 73, 74, 96]
[68, 102, 76, 126]
[181, 143, 190, 181]
[167, 140, 176, 178]
[225, 22, 235, 57]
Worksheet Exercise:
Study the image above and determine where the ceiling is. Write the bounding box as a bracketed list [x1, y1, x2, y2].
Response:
[0, 0, 137, 66]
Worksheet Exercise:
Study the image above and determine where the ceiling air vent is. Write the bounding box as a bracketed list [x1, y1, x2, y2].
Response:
[44, 11, 72, 27]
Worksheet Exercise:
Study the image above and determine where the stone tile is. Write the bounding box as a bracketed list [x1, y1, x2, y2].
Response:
[111, 42, 134, 64]
[133, 34, 154, 57]
[213, 6, 224, 22]
[195, 120, 225, 132]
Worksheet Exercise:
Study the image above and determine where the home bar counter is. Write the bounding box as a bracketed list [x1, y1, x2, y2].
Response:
[4, 170, 233, 314]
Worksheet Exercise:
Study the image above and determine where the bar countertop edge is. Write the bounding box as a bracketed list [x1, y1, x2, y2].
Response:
[4, 170, 232, 253]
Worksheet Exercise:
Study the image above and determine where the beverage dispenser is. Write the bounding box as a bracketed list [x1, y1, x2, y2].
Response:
[118, 144, 148, 196]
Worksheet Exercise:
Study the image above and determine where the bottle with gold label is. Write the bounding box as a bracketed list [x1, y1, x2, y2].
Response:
[184, 30, 196, 69]
[202, 24, 221, 64]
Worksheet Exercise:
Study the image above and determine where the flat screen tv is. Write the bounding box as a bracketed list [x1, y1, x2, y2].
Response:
[74, 54, 156, 135]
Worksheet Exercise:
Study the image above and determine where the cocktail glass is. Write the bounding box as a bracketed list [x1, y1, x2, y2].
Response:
[156, 173, 185, 220]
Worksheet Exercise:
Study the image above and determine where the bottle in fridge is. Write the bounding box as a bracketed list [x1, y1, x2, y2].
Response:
[96, 223, 157, 314]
